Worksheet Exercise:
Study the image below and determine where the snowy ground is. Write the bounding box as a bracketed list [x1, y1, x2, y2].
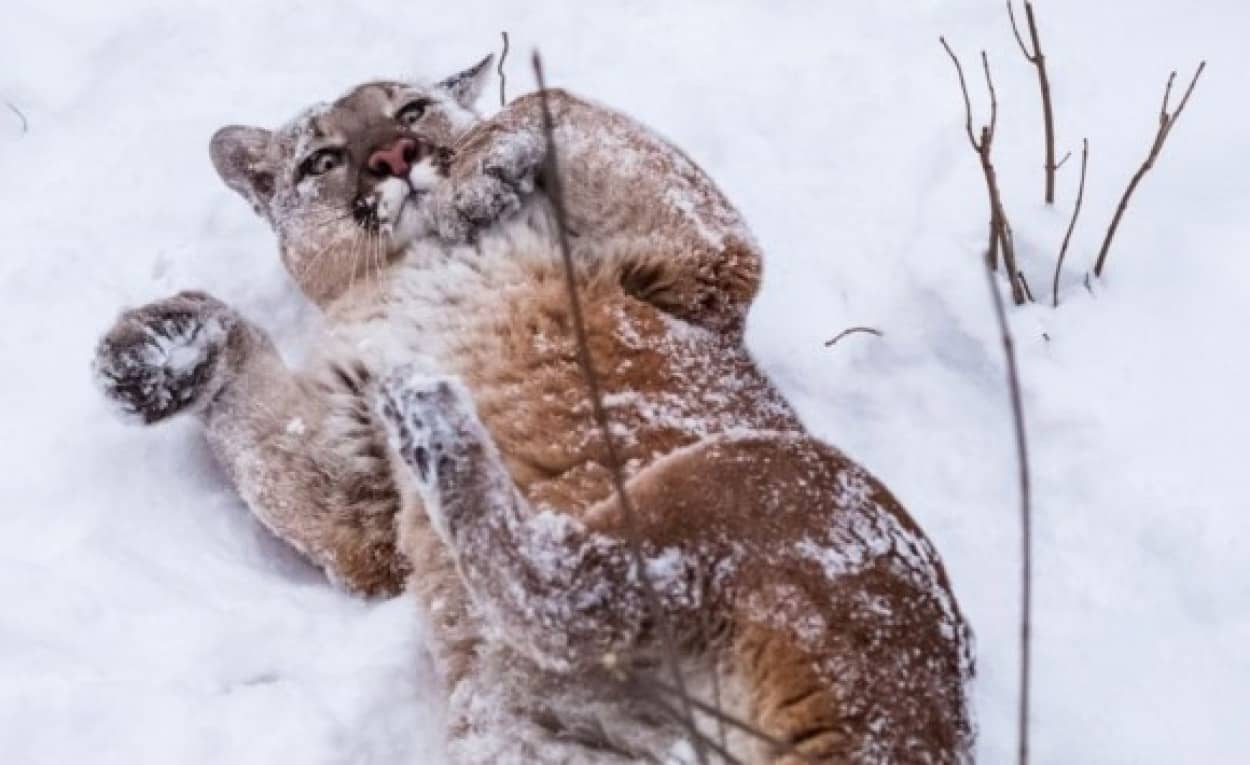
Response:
[2, 1, 1247, 762]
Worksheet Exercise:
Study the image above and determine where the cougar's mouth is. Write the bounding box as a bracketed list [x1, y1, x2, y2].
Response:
[354, 153, 447, 243]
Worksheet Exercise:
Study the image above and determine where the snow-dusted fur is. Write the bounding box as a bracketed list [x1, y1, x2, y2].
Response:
[94, 62, 973, 762]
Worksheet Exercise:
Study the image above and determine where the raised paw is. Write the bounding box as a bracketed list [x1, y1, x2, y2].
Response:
[431, 133, 545, 242]
[429, 174, 521, 243]
[93, 291, 238, 424]
[376, 370, 491, 536]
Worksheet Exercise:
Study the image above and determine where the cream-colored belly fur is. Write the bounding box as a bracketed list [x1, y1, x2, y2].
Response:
[323, 204, 799, 513]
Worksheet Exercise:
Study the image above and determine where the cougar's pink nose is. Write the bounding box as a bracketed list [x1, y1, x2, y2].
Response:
[368, 137, 417, 177]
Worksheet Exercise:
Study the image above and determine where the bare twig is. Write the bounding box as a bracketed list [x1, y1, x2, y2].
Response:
[824, 326, 884, 347]
[1006, 2, 1032, 58]
[710, 659, 727, 755]
[1008, 1, 1058, 204]
[497, 32, 510, 107]
[618, 646, 823, 763]
[1052, 139, 1089, 307]
[641, 677, 819, 762]
[943, 38, 978, 149]
[1018, 271, 1035, 303]
[940, 38, 1026, 304]
[983, 259, 1034, 765]
[641, 690, 749, 765]
[6, 101, 28, 134]
[1054, 150, 1072, 171]
[1093, 62, 1206, 277]
[531, 52, 708, 765]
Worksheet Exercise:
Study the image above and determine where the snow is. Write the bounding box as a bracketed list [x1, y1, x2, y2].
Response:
[2, 0, 1247, 763]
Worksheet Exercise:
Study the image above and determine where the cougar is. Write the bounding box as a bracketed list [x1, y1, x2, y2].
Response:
[93, 54, 974, 763]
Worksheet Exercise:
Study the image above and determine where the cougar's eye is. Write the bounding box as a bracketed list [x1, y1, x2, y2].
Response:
[299, 148, 344, 179]
[396, 99, 430, 126]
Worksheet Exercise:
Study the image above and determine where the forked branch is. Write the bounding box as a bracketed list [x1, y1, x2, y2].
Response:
[1093, 62, 1206, 277]
[1008, 1, 1058, 203]
[940, 38, 1027, 305]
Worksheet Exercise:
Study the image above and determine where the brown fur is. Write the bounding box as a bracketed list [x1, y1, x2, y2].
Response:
[444, 89, 762, 335]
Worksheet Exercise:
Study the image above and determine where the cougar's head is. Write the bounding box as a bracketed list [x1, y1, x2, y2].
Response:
[209, 55, 493, 304]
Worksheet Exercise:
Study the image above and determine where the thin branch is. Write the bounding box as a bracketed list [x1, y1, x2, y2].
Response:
[1093, 61, 1205, 277]
[1008, 1, 1059, 203]
[981, 50, 999, 139]
[497, 32, 510, 107]
[710, 658, 727, 755]
[1052, 139, 1089, 307]
[940, 37, 979, 150]
[824, 326, 884, 347]
[6, 101, 28, 134]
[1006, 1, 1035, 62]
[616, 646, 822, 763]
[1054, 150, 1072, 170]
[531, 52, 708, 765]
[641, 691, 749, 765]
[1159, 71, 1177, 122]
[641, 677, 818, 763]
[1018, 271, 1035, 303]
[983, 259, 1033, 765]
[940, 39, 1026, 304]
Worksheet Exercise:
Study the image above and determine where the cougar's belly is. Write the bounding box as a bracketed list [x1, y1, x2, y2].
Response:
[443, 279, 799, 515]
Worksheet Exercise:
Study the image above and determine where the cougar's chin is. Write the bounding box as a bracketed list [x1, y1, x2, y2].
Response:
[385, 199, 428, 252]
[376, 155, 446, 251]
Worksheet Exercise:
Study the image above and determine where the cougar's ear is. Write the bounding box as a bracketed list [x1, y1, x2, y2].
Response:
[210, 125, 276, 215]
[436, 54, 494, 108]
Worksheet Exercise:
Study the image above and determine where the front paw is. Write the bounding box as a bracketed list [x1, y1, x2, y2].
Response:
[376, 371, 487, 532]
[433, 135, 545, 242]
[93, 291, 239, 424]
[430, 175, 522, 243]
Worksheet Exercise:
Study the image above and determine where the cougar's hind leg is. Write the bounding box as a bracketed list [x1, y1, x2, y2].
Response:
[583, 432, 975, 763]
[731, 565, 974, 764]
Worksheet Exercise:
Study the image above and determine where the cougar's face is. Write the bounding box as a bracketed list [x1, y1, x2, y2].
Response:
[209, 56, 492, 304]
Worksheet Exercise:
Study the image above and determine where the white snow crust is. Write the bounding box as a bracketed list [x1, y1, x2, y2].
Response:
[2, 1, 1247, 762]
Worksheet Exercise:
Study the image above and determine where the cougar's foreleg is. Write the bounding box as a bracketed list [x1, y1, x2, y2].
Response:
[95, 291, 408, 596]
[378, 370, 700, 673]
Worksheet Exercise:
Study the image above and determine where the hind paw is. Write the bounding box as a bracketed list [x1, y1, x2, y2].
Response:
[93, 291, 238, 424]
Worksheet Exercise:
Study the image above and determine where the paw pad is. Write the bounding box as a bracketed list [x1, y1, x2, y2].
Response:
[93, 293, 232, 423]
[377, 371, 482, 495]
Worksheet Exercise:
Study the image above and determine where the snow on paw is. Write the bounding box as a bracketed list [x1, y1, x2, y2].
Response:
[377, 370, 486, 524]
[429, 174, 520, 243]
[482, 131, 545, 192]
[92, 291, 235, 424]
[432, 135, 543, 242]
